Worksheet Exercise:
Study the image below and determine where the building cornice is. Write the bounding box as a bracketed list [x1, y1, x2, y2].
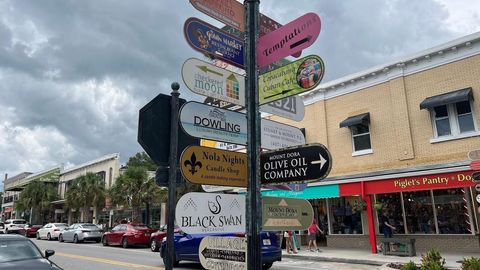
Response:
[60, 153, 119, 176]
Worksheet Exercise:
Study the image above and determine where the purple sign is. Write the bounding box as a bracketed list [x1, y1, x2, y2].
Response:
[257, 13, 321, 68]
[184, 17, 244, 68]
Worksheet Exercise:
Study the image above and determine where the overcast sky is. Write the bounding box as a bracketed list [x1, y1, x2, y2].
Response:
[1, 0, 479, 185]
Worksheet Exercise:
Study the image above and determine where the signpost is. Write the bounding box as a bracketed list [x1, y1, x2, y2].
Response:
[260, 96, 305, 122]
[257, 13, 321, 68]
[259, 55, 325, 105]
[199, 236, 247, 270]
[180, 145, 248, 187]
[260, 143, 332, 185]
[182, 58, 245, 106]
[184, 17, 244, 68]
[176, 192, 245, 234]
[154, 167, 183, 187]
[262, 197, 313, 231]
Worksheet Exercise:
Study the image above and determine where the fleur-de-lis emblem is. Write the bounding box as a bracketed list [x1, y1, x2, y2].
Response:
[184, 152, 202, 175]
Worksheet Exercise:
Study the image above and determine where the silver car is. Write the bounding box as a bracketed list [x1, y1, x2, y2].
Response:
[58, 223, 103, 243]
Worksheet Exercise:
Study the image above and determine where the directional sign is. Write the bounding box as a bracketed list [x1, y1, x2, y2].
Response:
[154, 167, 183, 187]
[260, 96, 305, 122]
[180, 146, 247, 187]
[471, 160, 480, 171]
[259, 55, 324, 105]
[176, 192, 245, 234]
[476, 194, 480, 204]
[180, 102, 305, 149]
[184, 17, 244, 68]
[182, 58, 245, 106]
[473, 172, 480, 182]
[202, 185, 236, 193]
[262, 197, 314, 231]
[199, 236, 246, 270]
[261, 143, 332, 185]
[469, 149, 480, 160]
[257, 13, 321, 68]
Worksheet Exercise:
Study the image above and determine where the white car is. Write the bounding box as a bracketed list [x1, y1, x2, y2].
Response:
[2, 219, 27, 234]
[36, 223, 68, 240]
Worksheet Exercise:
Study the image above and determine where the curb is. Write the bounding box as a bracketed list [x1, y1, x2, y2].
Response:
[282, 253, 386, 266]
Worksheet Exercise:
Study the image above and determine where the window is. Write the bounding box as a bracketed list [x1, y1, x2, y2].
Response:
[329, 197, 363, 234]
[403, 191, 435, 234]
[432, 101, 476, 138]
[351, 123, 371, 152]
[433, 189, 471, 234]
[375, 193, 405, 234]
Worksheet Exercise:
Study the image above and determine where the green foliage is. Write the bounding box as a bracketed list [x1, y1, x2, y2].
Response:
[126, 152, 157, 171]
[15, 181, 59, 223]
[400, 261, 417, 270]
[420, 249, 446, 270]
[65, 172, 106, 222]
[462, 257, 480, 270]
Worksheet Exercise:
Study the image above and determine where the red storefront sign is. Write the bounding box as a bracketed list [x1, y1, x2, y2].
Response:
[340, 171, 475, 196]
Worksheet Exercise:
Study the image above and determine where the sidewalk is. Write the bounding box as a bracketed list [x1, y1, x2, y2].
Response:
[282, 246, 476, 269]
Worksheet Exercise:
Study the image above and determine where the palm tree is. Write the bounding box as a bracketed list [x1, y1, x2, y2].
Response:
[65, 182, 82, 224]
[15, 181, 59, 224]
[65, 172, 106, 223]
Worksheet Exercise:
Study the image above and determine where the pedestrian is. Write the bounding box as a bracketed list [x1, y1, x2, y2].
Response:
[283, 231, 297, 254]
[308, 219, 324, 252]
[380, 210, 395, 238]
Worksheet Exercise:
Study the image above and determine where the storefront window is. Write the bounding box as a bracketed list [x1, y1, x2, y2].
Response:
[375, 193, 405, 234]
[329, 197, 363, 234]
[433, 188, 471, 234]
[403, 191, 435, 234]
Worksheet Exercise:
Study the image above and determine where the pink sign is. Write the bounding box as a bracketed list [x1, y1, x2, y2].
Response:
[257, 13, 321, 68]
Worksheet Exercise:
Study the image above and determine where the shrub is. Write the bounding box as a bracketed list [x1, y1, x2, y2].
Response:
[420, 249, 446, 270]
[400, 261, 417, 270]
[462, 257, 480, 270]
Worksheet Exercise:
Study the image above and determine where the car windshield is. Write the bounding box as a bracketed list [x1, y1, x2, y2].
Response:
[12, 220, 26, 224]
[81, 224, 99, 229]
[131, 224, 151, 230]
[0, 239, 43, 263]
[54, 224, 68, 227]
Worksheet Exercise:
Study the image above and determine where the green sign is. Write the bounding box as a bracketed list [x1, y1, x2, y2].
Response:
[262, 196, 313, 231]
[259, 55, 325, 105]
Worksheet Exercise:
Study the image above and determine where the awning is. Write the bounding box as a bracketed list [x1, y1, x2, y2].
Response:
[339, 113, 370, 128]
[261, 184, 339, 199]
[420, 87, 473, 110]
[4, 207, 12, 213]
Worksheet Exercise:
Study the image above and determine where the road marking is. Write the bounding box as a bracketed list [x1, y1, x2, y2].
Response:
[56, 252, 164, 270]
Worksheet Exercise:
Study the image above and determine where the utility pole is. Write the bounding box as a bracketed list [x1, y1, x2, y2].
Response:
[244, 1, 262, 269]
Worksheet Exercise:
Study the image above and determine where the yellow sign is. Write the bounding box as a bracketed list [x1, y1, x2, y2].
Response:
[180, 146, 247, 187]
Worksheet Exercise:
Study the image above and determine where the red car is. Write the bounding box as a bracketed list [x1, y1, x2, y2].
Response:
[102, 223, 157, 248]
[19, 224, 43, 238]
[150, 224, 180, 252]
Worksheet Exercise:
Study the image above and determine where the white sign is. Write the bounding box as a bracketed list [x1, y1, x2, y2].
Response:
[180, 102, 305, 149]
[202, 185, 236, 193]
[199, 236, 247, 270]
[476, 194, 480, 204]
[176, 192, 245, 234]
[260, 96, 305, 122]
[182, 58, 245, 106]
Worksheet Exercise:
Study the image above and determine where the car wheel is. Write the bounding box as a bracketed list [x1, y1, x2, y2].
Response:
[73, 234, 79, 244]
[102, 236, 109, 246]
[59, 234, 64, 242]
[262, 263, 273, 270]
[150, 239, 159, 252]
[162, 256, 179, 267]
[47, 233, 52, 241]
[122, 237, 129, 249]
[36, 232, 40, 240]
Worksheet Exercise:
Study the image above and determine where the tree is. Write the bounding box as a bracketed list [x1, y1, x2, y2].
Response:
[15, 181, 59, 224]
[65, 172, 106, 223]
[126, 152, 157, 171]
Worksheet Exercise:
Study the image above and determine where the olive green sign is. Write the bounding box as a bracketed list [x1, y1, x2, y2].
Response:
[259, 55, 324, 105]
[180, 145, 247, 187]
[262, 197, 313, 231]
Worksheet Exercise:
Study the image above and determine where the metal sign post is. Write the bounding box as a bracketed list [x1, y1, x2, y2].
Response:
[166, 82, 180, 270]
[244, 1, 261, 270]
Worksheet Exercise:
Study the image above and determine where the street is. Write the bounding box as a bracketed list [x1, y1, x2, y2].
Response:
[32, 238, 374, 270]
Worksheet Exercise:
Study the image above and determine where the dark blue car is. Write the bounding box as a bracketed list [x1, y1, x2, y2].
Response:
[160, 232, 281, 270]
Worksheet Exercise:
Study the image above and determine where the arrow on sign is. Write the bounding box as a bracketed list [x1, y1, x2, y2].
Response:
[265, 89, 294, 99]
[201, 248, 246, 262]
[197, 65, 224, 77]
[290, 35, 312, 49]
[311, 154, 327, 170]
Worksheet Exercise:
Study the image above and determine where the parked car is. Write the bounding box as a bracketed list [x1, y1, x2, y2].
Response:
[0, 222, 4, 233]
[160, 231, 281, 270]
[0, 234, 62, 269]
[150, 224, 181, 252]
[19, 224, 43, 238]
[102, 222, 157, 248]
[37, 223, 68, 241]
[2, 219, 27, 234]
[59, 223, 103, 243]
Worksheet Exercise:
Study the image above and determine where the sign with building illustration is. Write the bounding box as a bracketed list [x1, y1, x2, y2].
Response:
[257, 13, 321, 68]
[176, 192, 245, 234]
[199, 236, 247, 270]
[184, 17, 244, 68]
[259, 55, 325, 105]
[262, 197, 313, 231]
[180, 146, 247, 187]
[182, 58, 245, 106]
[260, 96, 305, 122]
[260, 143, 332, 185]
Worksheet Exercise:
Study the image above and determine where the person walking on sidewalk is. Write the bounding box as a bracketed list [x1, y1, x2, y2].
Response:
[308, 219, 324, 252]
[284, 231, 297, 254]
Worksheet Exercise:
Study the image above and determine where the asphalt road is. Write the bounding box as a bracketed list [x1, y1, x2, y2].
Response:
[32, 238, 374, 270]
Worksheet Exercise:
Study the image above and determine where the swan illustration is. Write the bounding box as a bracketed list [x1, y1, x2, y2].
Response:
[208, 195, 222, 214]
